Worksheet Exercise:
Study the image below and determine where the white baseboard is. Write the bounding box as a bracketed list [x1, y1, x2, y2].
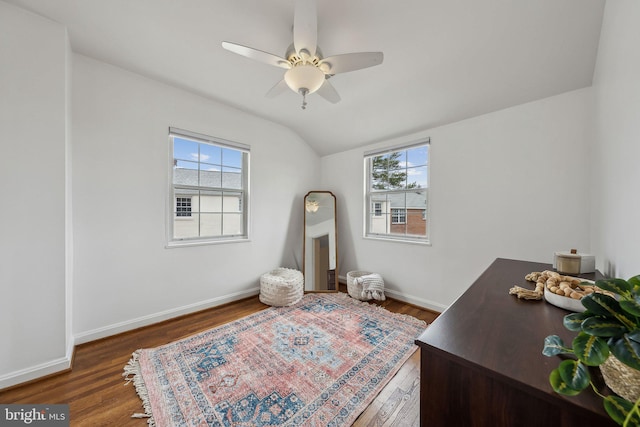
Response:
[0, 356, 72, 391]
[0, 289, 260, 390]
[338, 274, 446, 313]
[74, 287, 260, 344]
[383, 288, 446, 313]
[0, 333, 77, 390]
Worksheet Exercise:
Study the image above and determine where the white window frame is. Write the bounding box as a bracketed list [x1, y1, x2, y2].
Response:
[167, 127, 250, 247]
[364, 139, 430, 244]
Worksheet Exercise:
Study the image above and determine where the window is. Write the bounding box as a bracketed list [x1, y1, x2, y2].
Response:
[373, 202, 382, 216]
[391, 208, 406, 224]
[175, 197, 192, 217]
[168, 128, 250, 245]
[365, 140, 429, 243]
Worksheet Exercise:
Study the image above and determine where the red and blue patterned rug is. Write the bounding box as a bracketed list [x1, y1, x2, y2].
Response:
[124, 292, 427, 426]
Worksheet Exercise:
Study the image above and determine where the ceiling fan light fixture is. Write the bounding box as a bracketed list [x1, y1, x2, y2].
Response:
[305, 199, 319, 213]
[284, 64, 325, 95]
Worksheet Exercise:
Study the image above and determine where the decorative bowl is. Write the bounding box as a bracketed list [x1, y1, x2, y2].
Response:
[544, 287, 585, 312]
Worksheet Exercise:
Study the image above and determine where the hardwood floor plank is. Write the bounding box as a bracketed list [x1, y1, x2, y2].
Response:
[352, 351, 422, 427]
[0, 293, 438, 426]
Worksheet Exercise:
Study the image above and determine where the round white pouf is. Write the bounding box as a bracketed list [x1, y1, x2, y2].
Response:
[259, 267, 304, 307]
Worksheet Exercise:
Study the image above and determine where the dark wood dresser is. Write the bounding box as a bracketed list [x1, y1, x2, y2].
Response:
[415, 258, 617, 426]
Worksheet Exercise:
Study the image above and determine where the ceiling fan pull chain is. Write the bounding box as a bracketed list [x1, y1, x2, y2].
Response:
[300, 88, 308, 110]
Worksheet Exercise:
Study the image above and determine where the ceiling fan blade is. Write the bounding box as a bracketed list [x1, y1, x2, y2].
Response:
[318, 52, 384, 74]
[265, 79, 289, 98]
[316, 79, 341, 104]
[221, 41, 291, 69]
[293, 0, 317, 58]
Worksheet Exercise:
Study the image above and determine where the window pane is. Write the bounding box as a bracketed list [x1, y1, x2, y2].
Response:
[199, 190, 223, 213]
[369, 212, 389, 234]
[389, 193, 407, 238]
[199, 168, 222, 188]
[389, 150, 406, 169]
[369, 194, 388, 234]
[200, 144, 221, 166]
[222, 166, 242, 189]
[222, 213, 243, 235]
[200, 213, 222, 237]
[407, 146, 428, 167]
[386, 151, 407, 190]
[173, 138, 199, 162]
[371, 155, 389, 190]
[174, 213, 199, 239]
[222, 192, 242, 212]
[407, 165, 427, 189]
[173, 161, 198, 186]
[387, 170, 407, 190]
[222, 148, 242, 168]
[406, 190, 427, 236]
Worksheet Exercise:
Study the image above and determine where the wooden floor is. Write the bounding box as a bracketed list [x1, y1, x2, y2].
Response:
[0, 292, 438, 426]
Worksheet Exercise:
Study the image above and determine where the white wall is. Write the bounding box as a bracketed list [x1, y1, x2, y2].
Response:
[5, 0, 640, 390]
[591, 0, 640, 280]
[322, 88, 593, 310]
[71, 55, 319, 341]
[0, 2, 71, 386]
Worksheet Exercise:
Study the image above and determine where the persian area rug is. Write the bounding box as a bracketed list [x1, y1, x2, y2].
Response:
[123, 292, 426, 427]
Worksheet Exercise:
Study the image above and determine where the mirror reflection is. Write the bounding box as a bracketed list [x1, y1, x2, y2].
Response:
[303, 191, 338, 292]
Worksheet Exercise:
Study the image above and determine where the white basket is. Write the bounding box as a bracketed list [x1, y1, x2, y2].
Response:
[259, 268, 304, 307]
[347, 271, 372, 301]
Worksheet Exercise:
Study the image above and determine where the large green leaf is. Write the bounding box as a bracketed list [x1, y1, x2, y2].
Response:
[603, 395, 640, 426]
[563, 312, 590, 332]
[597, 278, 632, 296]
[556, 359, 590, 391]
[549, 368, 583, 396]
[542, 335, 571, 356]
[629, 275, 640, 295]
[620, 298, 640, 317]
[610, 335, 640, 371]
[582, 293, 622, 316]
[582, 294, 637, 330]
[581, 316, 627, 337]
[572, 332, 610, 366]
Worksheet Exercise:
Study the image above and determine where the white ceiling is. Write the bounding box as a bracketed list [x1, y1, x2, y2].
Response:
[7, 0, 605, 156]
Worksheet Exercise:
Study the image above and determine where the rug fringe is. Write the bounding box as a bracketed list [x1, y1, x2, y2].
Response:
[123, 350, 156, 427]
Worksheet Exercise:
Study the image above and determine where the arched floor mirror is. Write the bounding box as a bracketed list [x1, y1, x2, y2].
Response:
[303, 191, 338, 292]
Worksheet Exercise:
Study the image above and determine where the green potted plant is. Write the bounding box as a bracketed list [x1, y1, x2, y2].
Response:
[543, 275, 640, 426]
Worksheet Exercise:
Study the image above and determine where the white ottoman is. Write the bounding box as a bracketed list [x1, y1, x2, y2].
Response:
[259, 268, 304, 306]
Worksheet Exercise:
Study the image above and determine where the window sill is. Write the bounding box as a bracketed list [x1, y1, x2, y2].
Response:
[363, 235, 431, 246]
[166, 237, 250, 248]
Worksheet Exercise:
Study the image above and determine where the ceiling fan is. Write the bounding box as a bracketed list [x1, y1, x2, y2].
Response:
[222, 0, 384, 109]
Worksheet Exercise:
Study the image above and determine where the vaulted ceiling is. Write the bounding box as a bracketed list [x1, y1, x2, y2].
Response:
[6, 0, 606, 155]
